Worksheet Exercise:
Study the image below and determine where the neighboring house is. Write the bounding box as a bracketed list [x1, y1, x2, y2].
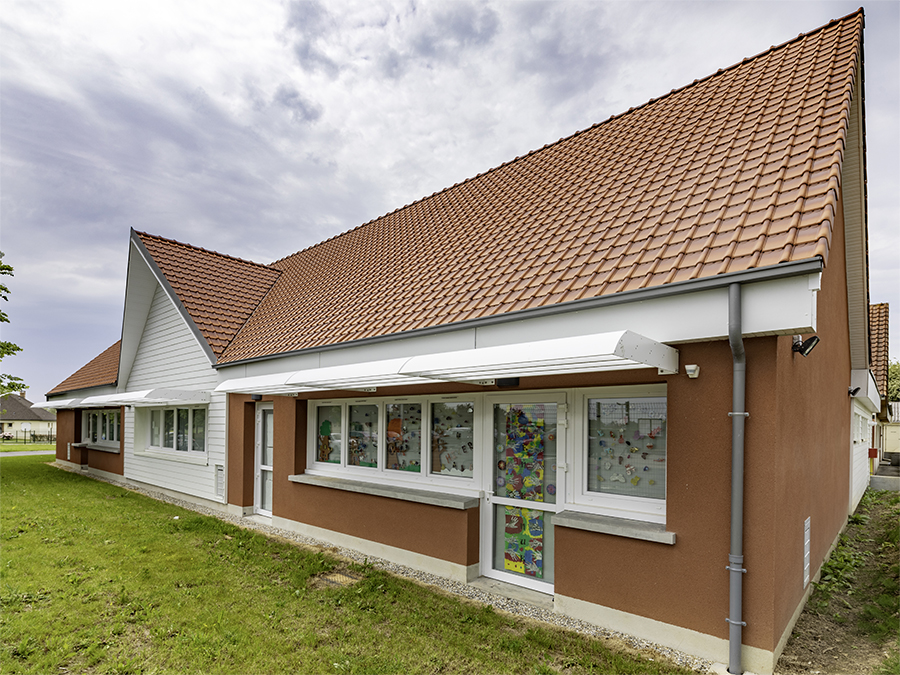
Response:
[885, 402, 900, 465]
[867, 303, 891, 467]
[0, 393, 56, 439]
[37, 11, 880, 675]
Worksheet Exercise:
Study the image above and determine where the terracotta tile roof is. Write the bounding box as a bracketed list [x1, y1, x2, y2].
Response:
[869, 303, 889, 395]
[47, 341, 120, 396]
[227, 12, 861, 364]
[135, 232, 282, 358]
[0, 394, 56, 421]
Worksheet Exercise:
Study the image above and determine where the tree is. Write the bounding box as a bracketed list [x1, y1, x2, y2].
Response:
[0, 252, 27, 396]
[889, 359, 900, 402]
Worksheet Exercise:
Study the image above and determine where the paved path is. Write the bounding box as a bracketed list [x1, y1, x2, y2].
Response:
[0, 450, 55, 457]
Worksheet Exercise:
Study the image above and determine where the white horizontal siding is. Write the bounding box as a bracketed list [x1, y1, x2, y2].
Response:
[849, 405, 869, 514]
[123, 285, 225, 501]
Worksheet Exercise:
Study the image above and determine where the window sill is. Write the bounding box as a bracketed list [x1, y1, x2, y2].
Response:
[552, 510, 676, 545]
[133, 449, 208, 466]
[81, 443, 121, 454]
[288, 474, 479, 510]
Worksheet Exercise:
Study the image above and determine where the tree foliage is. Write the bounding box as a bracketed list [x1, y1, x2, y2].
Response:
[888, 360, 900, 402]
[1, 252, 27, 396]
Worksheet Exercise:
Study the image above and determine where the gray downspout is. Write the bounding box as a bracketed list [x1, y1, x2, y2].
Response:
[727, 282, 748, 674]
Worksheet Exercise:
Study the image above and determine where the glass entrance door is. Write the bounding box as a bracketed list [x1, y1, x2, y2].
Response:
[256, 405, 274, 515]
[482, 395, 564, 591]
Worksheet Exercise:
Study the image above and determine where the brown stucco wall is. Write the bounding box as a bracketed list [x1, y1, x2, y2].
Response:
[55, 409, 84, 464]
[227, 394, 256, 508]
[769, 193, 852, 645]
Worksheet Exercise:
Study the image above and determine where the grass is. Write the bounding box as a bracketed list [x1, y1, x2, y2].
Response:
[0, 443, 55, 453]
[0, 455, 692, 675]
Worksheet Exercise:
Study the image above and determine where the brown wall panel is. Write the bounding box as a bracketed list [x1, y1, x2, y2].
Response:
[87, 408, 124, 474]
[55, 409, 77, 462]
[227, 395, 255, 507]
[769, 193, 852, 643]
[278, 482, 478, 566]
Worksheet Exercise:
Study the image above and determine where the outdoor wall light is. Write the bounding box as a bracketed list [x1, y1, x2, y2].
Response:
[685, 364, 700, 379]
[497, 377, 520, 388]
[792, 335, 820, 357]
[251, 394, 263, 401]
[848, 386, 861, 397]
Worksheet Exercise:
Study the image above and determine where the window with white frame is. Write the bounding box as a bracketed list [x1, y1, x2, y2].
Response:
[574, 385, 668, 522]
[310, 396, 476, 482]
[83, 409, 121, 447]
[147, 406, 207, 453]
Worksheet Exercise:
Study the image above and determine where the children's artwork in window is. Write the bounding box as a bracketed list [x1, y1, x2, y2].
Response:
[430, 401, 474, 478]
[348, 404, 378, 467]
[316, 405, 342, 464]
[587, 397, 667, 500]
[502, 506, 544, 579]
[386, 402, 422, 472]
[492, 403, 557, 504]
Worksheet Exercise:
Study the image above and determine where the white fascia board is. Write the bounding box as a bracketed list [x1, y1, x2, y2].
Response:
[217, 270, 818, 384]
[851, 369, 881, 413]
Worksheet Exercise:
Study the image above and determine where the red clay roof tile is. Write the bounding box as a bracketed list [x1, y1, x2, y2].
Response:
[869, 303, 890, 396]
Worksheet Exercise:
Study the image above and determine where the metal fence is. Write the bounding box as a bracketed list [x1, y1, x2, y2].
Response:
[0, 432, 56, 444]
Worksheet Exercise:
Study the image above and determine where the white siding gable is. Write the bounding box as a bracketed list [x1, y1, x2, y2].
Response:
[123, 284, 225, 502]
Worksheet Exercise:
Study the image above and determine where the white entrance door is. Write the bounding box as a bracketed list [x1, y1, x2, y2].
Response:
[256, 404, 274, 515]
[481, 393, 566, 592]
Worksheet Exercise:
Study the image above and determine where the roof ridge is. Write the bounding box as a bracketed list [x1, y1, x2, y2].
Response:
[134, 230, 278, 273]
[271, 8, 864, 267]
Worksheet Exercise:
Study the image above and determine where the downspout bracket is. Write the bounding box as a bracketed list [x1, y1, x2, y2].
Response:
[727, 412, 750, 417]
[725, 618, 747, 627]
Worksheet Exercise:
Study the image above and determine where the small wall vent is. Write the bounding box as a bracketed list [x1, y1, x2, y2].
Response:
[215, 465, 225, 498]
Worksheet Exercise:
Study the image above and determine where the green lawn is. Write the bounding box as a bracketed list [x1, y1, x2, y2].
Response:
[0, 443, 55, 453]
[0, 455, 692, 675]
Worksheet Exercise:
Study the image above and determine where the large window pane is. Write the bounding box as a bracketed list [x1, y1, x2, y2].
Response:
[90, 413, 98, 443]
[150, 410, 161, 446]
[493, 403, 557, 504]
[113, 411, 120, 442]
[192, 408, 206, 452]
[386, 402, 422, 473]
[316, 406, 342, 464]
[261, 409, 273, 465]
[348, 404, 378, 467]
[587, 398, 667, 500]
[431, 401, 474, 478]
[101, 412, 108, 441]
[164, 410, 175, 448]
[176, 409, 189, 451]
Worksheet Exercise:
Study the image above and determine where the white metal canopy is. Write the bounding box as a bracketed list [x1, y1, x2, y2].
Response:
[399, 330, 678, 381]
[77, 389, 211, 408]
[215, 330, 678, 395]
[32, 398, 83, 410]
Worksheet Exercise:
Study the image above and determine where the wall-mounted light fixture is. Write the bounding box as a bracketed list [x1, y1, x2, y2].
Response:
[251, 394, 263, 401]
[848, 386, 861, 397]
[792, 335, 820, 357]
[685, 364, 700, 379]
[497, 377, 520, 388]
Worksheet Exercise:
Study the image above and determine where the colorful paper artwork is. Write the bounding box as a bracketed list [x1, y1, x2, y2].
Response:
[500, 407, 545, 502]
[504, 506, 544, 578]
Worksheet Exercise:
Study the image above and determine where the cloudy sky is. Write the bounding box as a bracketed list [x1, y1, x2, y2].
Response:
[2, 0, 898, 401]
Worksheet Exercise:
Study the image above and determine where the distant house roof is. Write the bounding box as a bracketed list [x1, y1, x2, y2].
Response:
[870, 303, 890, 396]
[47, 341, 121, 396]
[1, 394, 56, 421]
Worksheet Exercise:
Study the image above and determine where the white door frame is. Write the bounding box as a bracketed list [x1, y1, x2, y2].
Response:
[480, 392, 568, 593]
[255, 403, 274, 516]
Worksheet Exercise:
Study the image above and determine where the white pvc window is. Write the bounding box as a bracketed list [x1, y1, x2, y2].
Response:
[148, 407, 207, 453]
[83, 409, 120, 447]
[573, 385, 668, 523]
[309, 395, 477, 486]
